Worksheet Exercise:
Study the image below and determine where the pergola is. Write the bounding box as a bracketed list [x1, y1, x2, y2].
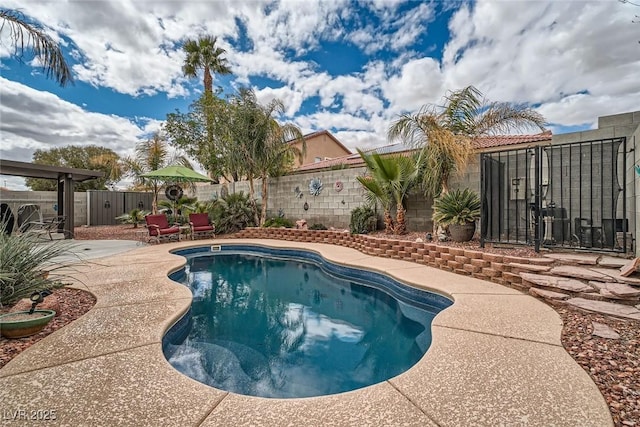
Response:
[0, 159, 104, 239]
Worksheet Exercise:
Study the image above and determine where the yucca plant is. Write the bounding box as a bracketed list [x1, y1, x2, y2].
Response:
[0, 224, 79, 306]
[432, 188, 481, 226]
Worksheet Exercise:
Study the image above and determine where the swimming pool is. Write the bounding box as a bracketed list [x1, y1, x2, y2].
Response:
[164, 245, 452, 398]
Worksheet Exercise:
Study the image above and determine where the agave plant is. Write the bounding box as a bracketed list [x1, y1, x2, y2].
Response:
[0, 224, 79, 306]
[432, 188, 481, 226]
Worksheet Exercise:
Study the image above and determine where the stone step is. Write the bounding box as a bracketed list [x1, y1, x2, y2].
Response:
[598, 256, 629, 269]
[550, 266, 614, 282]
[528, 287, 570, 301]
[566, 297, 640, 320]
[588, 281, 640, 299]
[589, 268, 640, 286]
[503, 256, 555, 266]
[508, 263, 552, 273]
[520, 273, 595, 293]
[543, 253, 600, 265]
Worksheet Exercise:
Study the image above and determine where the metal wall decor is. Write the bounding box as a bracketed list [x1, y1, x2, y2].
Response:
[334, 181, 343, 192]
[303, 202, 309, 211]
[165, 185, 183, 201]
[309, 178, 323, 196]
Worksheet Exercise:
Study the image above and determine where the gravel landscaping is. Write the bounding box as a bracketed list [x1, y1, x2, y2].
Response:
[2, 224, 638, 426]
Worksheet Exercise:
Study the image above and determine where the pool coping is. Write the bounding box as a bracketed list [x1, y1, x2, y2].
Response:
[0, 239, 613, 426]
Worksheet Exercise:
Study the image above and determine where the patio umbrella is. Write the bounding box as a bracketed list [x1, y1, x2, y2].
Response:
[140, 165, 212, 216]
[140, 165, 212, 182]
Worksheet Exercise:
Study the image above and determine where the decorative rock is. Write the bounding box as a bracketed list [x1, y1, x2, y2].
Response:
[543, 253, 600, 265]
[9, 295, 61, 316]
[415, 238, 423, 243]
[529, 287, 570, 300]
[588, 281, 640, 298]
[619, 257, 640, 277]
[295, 219, 308, 230]
[550, 266, 613, 282]
[566, 298, 640, 320]
[591, 322, 620, 339]
[520, 273, 595, 293]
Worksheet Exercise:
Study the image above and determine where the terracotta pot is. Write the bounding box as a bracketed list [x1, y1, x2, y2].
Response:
[449, 222, 476, 242]
[0, 310, 56, 338]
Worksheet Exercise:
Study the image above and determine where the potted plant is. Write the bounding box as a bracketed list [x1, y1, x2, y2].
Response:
[432, 188, 481, 242]
[0, 291, 56, 338]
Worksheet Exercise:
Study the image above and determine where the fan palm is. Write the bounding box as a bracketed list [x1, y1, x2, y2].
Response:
[388, 85, 546, 197]
[123, 132, 193, 213]
[182, 36, 231, 95]
[357, 149, 419, 234]
[0, 8, 73, 86]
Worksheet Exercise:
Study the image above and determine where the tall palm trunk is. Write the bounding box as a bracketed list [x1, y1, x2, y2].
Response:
[260, 176, 268, 226]
[395, 205, 407, 235]
[203, 66, 213, 94]
[383, 210, 394, 234]
[247, 178, 260, 226]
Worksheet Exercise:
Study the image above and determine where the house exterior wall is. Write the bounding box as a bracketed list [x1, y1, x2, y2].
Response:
[292, 132, 352, 167]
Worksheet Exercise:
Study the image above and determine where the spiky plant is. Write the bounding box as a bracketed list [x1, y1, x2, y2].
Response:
[432, 188, 481, 226]
[0, 224, 79, 306]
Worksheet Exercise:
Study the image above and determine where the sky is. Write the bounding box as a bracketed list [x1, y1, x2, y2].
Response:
[1, 0, 639, 190]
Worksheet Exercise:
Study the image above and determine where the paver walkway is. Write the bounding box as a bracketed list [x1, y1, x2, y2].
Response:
[0, 240, 612, 426]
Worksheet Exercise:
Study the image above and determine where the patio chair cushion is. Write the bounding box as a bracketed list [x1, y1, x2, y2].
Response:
[145, 214, 179, 237]
[189, 213, 212, 228]
[192, 225, 214, 232]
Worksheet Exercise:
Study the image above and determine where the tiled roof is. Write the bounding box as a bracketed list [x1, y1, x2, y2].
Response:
[296, 131, 552, 172]
[473, 131, 552, 149]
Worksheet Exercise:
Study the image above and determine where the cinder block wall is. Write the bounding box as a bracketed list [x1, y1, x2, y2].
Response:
[194, 167, 435, 231]
[0, 190, 87, 226]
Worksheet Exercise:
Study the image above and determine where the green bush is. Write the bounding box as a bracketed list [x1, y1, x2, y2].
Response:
[432, 188, 481, 225]
[0, 224, 78, 306]
[210, 192, 257, 234]
[309, 223, 327, 230]
[350, 206, 377, 234]
[263, 217, 294, 228]
[115, 208, 149, 228]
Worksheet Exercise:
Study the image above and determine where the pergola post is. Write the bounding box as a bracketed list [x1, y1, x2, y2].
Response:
[63, 174, 74, 239]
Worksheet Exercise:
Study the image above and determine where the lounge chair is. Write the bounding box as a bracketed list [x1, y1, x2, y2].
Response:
[145, 214, 180, 243]
[188, 213, 215, 240]
[23, 216, 66, 240]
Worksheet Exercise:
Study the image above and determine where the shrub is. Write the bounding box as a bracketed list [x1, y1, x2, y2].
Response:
[432, 188, 481, 226]
[115, 208, 149, 228]
[350, 206, 377, 234]
[263, 217, 294, 228]
[210, 192, 257, 234]
[0, 224, 78, 306]
[309, 223, 327, 230]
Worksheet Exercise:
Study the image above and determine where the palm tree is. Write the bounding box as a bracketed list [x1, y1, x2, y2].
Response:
[227, 89, 305, 226]
[123, 132, 193, 214]
[356, 149, 418, 234]
[0, 8, 73, 86]
[182, 36, 231, 95]
[388, 85, 546, 197]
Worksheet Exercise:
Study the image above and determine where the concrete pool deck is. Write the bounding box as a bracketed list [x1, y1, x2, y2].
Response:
[0, 239, 612, 426]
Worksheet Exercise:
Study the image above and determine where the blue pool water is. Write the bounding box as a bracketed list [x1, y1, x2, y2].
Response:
[164, 246, 451, 398]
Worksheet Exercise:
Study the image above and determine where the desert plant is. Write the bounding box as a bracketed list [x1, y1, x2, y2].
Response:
[263, 217, 294, 228]
[350, 206, 377, 234]
[309, 223, 327, 230]
[432, 188, 481, 226]
[0, 224, 78, 306]
[210, 191, 257, 234]
[115, 208, 149, 228]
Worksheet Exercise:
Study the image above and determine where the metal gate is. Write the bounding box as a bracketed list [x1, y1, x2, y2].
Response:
[480, 137, 630, 253]
[88, 191, 154, 225]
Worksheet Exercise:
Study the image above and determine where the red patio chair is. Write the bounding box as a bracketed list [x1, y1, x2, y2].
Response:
[189, 213, 215, 240]
[145, 214, 180, 243]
